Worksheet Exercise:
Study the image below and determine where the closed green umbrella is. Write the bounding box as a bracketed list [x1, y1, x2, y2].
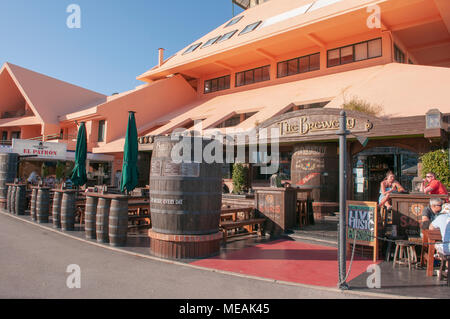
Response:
[120, 111, 139, 193]
[71, 122, 87, 187]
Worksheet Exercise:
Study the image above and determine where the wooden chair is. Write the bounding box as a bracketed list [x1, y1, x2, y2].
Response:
[422, 229, 443, 276]
[437, 253, 450, 286]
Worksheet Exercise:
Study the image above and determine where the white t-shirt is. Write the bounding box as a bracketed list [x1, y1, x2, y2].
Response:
[431, 213, 450, 255]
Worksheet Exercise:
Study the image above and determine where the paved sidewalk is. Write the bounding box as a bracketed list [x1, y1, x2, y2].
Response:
[1, 210, 448, 299]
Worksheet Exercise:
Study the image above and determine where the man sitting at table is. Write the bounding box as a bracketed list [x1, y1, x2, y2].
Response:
[429, 203, 450, 256]
[420, 172, 448, 195]
[422, 198, 444, 230]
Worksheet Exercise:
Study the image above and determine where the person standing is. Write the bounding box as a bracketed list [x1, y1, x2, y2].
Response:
[420, 172, 448, 195]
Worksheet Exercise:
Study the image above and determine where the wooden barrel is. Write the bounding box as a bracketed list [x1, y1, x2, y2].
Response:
[150, 136, 222, 235]
[10, 186, 16, 214]
[291, 143, 339, 202]
[52, 191, 63, 228]
[61, 191, 76, 231]
[85, 195, 98, 239]
[14, 184, 27, 216]
[0, 153, 18, 206]
[108, 197, 128, 247]
[36, 187, 50, 223]
[96, 197, 111, 243]
[6, 184, 12, 212]
[149, 136, 222, 259]
[30, 188, 38, 221]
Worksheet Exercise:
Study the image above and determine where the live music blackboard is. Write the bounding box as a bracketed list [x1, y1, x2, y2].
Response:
[346, 201, 379, 262]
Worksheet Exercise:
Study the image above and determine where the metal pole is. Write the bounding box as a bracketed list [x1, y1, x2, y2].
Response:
[337, 110, 349, 290]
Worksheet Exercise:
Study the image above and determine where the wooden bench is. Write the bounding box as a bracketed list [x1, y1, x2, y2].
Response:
[220, 218, 266, 242]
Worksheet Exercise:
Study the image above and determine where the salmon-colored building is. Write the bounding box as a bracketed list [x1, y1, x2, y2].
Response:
[1, 0, 449, 217]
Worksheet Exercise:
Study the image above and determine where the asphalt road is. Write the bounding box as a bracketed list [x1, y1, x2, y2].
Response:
[0, 212, 375, 299]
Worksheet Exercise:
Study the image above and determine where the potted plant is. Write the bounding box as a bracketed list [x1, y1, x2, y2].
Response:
[232, 163, 248, 195]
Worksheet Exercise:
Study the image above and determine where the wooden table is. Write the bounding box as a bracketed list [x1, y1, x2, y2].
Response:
[423, 229, 443, 277]
[390, 193, 448, 238]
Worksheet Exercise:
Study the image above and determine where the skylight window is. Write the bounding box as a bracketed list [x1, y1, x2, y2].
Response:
[239, 21, 262, 35]
[215, 30, 238, 44]
[225, 15, 243, 28]
[201, 36, 221, 49]
[307, 0, 343, 13]
[182, 42, 202, 55]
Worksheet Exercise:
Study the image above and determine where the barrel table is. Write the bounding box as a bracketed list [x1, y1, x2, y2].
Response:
[84, 194, 99, 239]
[10, 185, 17, 215]
[6, 183, 14, 213]
[61, 190, 77, 231]
[109, 195, 129, 247]
[148, 136, 222, 259]
[30, 187, 38, 221]
[51, 190, 63, 229]
[14, 184, 27, 216]
[0, 153, 18, 209]
[36, 187, 50, 223]
[96, 196, 111, 243]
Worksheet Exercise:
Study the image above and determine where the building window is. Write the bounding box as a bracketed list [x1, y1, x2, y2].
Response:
[1, 131, 7, 141]
[204, 75, 231, 94]
[11, 131, 20, 140]
[216, 30, 238, 44]
[98, 120, 106, 142]
[236, 65, 270, 87]
[225, 16, 243, 28]
[183, 42, 202, 55]
[327, 38, 382, 67]
[216, 112, 258, 128]
[201, 36, 221, 49]
[239, 21, 262, 35]
[277, 53, 320, 78]
[394, 44, 405, 63]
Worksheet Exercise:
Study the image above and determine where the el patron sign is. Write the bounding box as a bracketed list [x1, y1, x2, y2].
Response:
[12, 139, 67, 159]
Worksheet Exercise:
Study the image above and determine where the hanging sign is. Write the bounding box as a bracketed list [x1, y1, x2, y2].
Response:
[12, 139, 67, 159]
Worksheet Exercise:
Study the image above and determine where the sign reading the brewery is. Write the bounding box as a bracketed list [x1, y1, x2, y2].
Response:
[12, 139, 67, 159]
[346, 201, 379, 262]
[275, 115, 373, 137]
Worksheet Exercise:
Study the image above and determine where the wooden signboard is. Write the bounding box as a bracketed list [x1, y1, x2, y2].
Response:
[346, 201, 379, 262]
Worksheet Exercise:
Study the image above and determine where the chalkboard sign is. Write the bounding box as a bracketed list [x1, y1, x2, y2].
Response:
[346, 201, 379, 262]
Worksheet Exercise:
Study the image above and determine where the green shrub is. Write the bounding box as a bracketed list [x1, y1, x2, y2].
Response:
[232, 163, 248, 194]
[342, 97, 383, 116]
[420, 149, 450, 187]
[55, 161, 65, 180]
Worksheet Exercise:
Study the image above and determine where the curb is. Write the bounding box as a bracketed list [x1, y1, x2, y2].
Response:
[0, 210, 425, 299]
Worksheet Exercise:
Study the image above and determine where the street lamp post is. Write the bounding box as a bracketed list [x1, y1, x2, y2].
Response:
[337, 111, 349, 290]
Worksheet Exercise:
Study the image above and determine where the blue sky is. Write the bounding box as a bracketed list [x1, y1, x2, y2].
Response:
[0, 0, 244, 95]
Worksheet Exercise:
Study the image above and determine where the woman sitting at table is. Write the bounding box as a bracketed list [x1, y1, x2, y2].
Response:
[379, 171, 406, 211]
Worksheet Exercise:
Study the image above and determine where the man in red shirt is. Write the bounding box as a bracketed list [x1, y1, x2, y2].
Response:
[420, 172, 448, 195]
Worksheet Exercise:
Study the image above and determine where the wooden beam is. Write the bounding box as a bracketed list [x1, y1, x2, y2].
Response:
[213, 61, 234, 71]
[409, 38, 450, 52]
[306, 33, 326, 48]
[390, 15, 442, 32]
[255, 48, 276, 62]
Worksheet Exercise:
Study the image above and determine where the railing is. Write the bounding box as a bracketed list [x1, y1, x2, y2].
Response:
[0, 140, 12, 146]
[28, 133, 63, 141]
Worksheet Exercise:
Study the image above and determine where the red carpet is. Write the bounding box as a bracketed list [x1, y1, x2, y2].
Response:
[191, 239, 380, 287]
